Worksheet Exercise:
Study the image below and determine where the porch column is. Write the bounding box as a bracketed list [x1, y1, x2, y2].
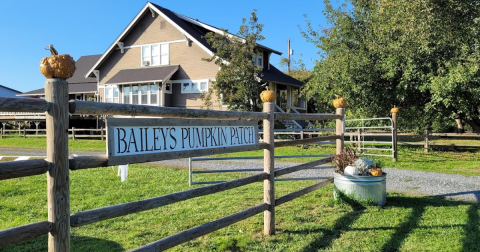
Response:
[286, 86, 292, 109]
[160, 83, 165, 107]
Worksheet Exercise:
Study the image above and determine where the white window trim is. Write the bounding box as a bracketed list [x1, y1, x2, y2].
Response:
[169, 79, 209, 94]
[104, 85, 119, 103]
[141, 43, 169, 67]
[254, 51, 263, 68]
[120, 83, 160, 106]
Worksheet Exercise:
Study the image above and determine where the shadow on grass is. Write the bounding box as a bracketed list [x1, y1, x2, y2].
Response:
[285, 194, 480, 252]
[0, 235, 124, 252]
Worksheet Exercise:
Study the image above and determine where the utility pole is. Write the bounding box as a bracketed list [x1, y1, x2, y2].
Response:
[287, 39, 290, 73]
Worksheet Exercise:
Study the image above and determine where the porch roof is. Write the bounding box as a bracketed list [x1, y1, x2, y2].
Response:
[261, 65, 304, 87]
[104, 65, 179, 85]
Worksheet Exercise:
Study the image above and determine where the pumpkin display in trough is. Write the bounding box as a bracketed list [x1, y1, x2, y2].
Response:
[333, 95, 347, 108]
[39, 44, 76, 79]
[260, 87, 277, 102]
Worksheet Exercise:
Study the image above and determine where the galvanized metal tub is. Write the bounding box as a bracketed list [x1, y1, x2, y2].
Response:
[333, 173, 387, 206]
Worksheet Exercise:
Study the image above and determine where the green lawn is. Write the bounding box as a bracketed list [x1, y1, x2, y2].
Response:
[1, 163, 479, 252]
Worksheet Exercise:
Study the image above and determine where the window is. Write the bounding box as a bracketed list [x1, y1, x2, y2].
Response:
[254, 52, 263, 67]
[105, 86, 119, 103]
[121, 83, 159, 106]
[141, 43, 169, 66]
[177, 79, 209, 94]
[164, 83, 172, 94]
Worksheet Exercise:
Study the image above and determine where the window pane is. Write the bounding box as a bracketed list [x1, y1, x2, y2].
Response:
[257, 55, 263, 66]
[151, 94, 157, 104]
[200, 82, 207, 91]
[160, 55, 168, 65]
[113, 98, 119, 103]
[142, 46, 150, 56]
[151, 45, 160, 56]
[106, 98, 113, 103]
[132, 85, 139, 104]
[105, 87, 111, 98]
[191, 82, 198, 92]
[182, 83, 190, 92]
[152, 55, 160, 66]
[123, 86, 131, 104]
[150, 84, 158, 93]
[114, 87, 119, 98]
[141, 84, 149, 104]
[165, 83, 171, 91]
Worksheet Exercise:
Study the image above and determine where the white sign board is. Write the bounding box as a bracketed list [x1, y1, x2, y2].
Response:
[106, 118, 259, 165]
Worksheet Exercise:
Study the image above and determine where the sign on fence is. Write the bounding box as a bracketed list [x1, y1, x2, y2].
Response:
[106, 118, 259, 165]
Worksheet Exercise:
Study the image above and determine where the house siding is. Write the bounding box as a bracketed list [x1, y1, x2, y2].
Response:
[97, 12, 223, 110]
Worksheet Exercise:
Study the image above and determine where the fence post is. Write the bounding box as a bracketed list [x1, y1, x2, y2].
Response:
[101, 127, 104, 141]
[336, 108, 345, 155]
[72, 127, 75, 140]
[424, 129, 429, 153]
[263, 101, 275, 235]
[23, 128, 26, 138]
[45, 78, 70, 251]
[392, 110, 398, 162]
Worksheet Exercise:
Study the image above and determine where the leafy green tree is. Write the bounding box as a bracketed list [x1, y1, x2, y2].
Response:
[302, 0, 480, 132]
[203, 10, 265, 112]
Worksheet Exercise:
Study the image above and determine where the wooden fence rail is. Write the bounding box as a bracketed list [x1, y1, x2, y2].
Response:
[0, 85, 345, 251]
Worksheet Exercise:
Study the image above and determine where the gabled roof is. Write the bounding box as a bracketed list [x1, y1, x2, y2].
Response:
[105, 65, 179, 85]
[86, 2, 282, 78]
[19, 55, 101, 97]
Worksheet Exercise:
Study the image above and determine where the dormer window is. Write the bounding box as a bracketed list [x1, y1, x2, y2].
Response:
[254, 53, 263, 68]
[141, 43, 169, 66]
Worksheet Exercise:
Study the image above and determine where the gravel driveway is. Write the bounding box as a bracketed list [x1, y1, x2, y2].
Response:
[2, 147, 479, 203]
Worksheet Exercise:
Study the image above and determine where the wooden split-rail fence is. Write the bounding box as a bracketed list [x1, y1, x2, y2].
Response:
[0, 79, 345, 251]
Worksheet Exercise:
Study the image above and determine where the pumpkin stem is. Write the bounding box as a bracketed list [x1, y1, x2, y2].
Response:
[45, 44, 58, 56]
[335, 94, 340, 99]
[265, 86, 270, 91]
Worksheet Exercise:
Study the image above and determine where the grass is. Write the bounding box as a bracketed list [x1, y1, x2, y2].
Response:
[1, 163, 479, 252]
[0, 137, 105, 152]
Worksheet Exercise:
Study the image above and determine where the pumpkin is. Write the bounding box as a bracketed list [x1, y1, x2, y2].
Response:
[260, 87, 277, 102]
[370, 167, 383, 176]
[333, 95, 347, 108]
[40, 44, 76, 79]
[391, 106, 399, 114]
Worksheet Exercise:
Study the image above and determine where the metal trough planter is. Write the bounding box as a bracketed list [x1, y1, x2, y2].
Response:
[333, 172, 387, 206]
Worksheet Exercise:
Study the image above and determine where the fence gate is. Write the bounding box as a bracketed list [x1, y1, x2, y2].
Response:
[345, 117, 395, 158]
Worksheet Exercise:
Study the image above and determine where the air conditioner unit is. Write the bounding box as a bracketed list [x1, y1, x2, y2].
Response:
[143, 61, 150, 66]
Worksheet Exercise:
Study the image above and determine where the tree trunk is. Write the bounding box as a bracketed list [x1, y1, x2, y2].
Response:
[464, 118, 480, 133]
[454, 114, 464, 133]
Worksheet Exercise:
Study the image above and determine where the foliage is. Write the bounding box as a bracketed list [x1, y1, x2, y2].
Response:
[204, 10, 265, 112]
[198, 88, 215, 110]
[279, 54, 313, 84]
[302, 0, 480, 133]
[332, 146, 357, 173]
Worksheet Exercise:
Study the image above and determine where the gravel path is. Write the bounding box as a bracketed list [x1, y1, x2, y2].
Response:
[2, 147, 479, 203]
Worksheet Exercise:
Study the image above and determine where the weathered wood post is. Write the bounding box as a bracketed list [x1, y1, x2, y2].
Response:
[72, 127, 75, 140]
[262, 97, 275, 235]
[45, 78, 70, 252]
[41, 44, 76, 252]
[333, 96, 346, 155]
[100, 127, 104, 141]
[391, 107, 398, 162]
[336, 108, 345, 155]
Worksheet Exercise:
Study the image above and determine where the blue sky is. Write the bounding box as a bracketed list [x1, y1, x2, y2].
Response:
[0, 0, 328, 93]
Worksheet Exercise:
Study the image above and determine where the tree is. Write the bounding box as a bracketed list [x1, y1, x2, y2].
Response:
[203, 10, 265, 112]
[302, 0, 480, 132]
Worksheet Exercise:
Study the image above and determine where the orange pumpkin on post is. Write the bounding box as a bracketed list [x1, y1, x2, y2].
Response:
[333, 95, 347, 108]
[39, 44, 76, 80]
[260, 87, 277, 102]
